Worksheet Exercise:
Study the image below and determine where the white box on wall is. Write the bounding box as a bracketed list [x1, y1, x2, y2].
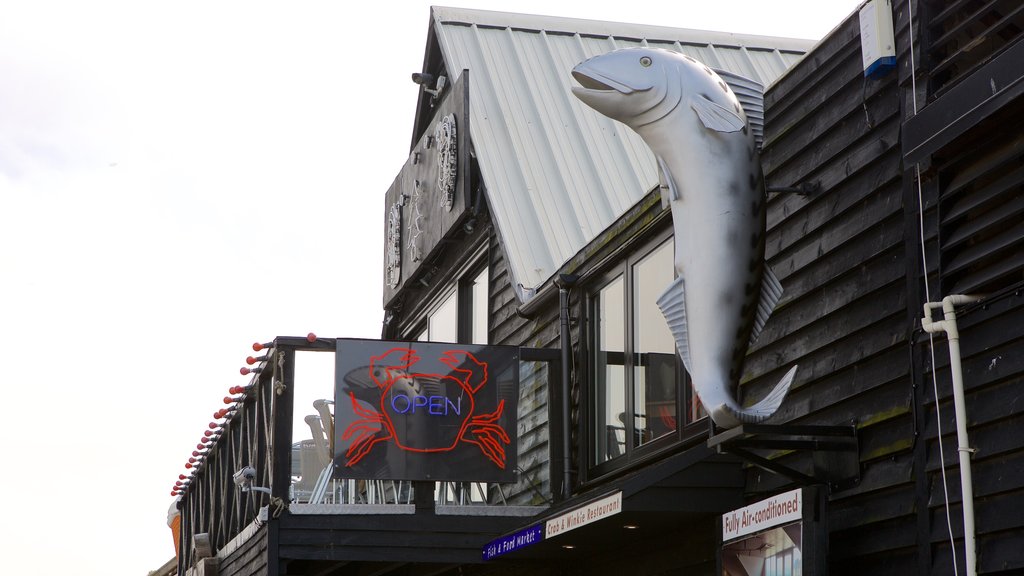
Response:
[860, 0, 896, 77]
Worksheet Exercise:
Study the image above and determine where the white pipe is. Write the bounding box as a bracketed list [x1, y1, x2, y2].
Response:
[921, 294, 983, 576]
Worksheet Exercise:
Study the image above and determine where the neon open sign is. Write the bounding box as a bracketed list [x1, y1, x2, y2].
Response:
[333, 339, 519, 482]
[389, 393, 463, 416]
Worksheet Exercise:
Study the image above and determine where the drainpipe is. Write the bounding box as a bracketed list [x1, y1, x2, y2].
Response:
[555, 274, 578, 501]
[921, 294, 983, 576]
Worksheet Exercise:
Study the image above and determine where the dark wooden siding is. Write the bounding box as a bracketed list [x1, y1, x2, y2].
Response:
[914, 1, 1024, 573]
[490, 228, 560, 505]
[753, 1, 1024, 574]
[912, 31, 1024, 576]
[218, 525, 269, 576]
[923, 0, 1024, 100]
[932, 110, 1024, 295]
[917, 292, 1024, 574]
[755, 4, 919, 574]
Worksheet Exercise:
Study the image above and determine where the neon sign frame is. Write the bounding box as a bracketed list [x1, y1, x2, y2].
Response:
[333, 338, 519, 482]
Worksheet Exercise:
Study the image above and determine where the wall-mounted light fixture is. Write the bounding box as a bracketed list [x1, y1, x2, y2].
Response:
[411, 72, 447, 98]
[233, 466, 271, 496]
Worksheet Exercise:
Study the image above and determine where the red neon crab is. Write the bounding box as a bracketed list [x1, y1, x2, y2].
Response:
[341, 347, 510, 469]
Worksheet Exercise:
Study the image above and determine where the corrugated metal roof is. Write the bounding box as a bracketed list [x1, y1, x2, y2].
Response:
[430, 6, 814, 302]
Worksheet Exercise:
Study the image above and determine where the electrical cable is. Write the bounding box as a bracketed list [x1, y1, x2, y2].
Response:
[906, 1, 960, 572]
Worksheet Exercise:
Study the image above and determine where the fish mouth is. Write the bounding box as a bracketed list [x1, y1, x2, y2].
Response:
[571, 68, 635, 95]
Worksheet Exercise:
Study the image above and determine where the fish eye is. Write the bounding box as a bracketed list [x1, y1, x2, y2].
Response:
[640, 56, 652, 67]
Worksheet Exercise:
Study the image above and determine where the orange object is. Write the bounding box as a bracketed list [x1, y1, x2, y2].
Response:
[167, 498, 181, 557]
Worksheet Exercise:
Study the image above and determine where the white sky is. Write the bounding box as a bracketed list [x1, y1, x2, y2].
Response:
[0, 1, 863, 573]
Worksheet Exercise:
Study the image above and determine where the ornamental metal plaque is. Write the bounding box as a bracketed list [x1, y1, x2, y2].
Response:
[381, 71, 470, 308]
[385, 201, 402, 289]
[435, 114, 457, 212]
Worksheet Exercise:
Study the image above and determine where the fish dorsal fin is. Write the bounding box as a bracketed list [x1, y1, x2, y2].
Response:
[656, 155, 679, 209]
[656, 276, 692, 375]
[714, 69, 765, 150]
[749, 263, 784, 347]
[690, 94, 745, 133]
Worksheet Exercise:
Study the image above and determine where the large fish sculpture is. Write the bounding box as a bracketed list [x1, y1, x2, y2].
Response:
[571, 47, 796, 428]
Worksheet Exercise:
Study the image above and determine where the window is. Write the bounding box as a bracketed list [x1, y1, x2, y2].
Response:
[419, 288, 458, 342]
[407, 261, 491, 502]
[589, 233, 704, 471]
[413, 264, 489, 344]
[466, 266, 489, 345]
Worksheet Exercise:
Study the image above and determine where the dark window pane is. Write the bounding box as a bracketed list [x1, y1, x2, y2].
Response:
[470, 267, 489, 345]
[594, 275, 626, 464]
[632, 240, 677, 446]
[428, 290, 458, 343]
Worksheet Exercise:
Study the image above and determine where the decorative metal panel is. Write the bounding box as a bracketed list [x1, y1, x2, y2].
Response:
[382, 72, 471, 306]
[430, 7, 814, 302]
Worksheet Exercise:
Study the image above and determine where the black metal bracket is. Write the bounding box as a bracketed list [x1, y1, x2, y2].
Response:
[707, 424, 860, 492]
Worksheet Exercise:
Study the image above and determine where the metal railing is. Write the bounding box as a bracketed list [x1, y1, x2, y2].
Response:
[174, 337, 560, 573]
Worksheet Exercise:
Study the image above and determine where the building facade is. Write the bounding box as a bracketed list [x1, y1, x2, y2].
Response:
[172, 2, 1024, 575]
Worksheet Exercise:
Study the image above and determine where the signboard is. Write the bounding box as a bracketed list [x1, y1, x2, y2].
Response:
[483, 524, 543, 560]
[722, 488, 802, 541]
[545, 491, 622, 539]
[720, 488, 822, 576]
[382, 71, 471, 307]
[334, 338, 518, 482]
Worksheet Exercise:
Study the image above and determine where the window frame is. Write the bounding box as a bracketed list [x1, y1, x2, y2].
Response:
[407, 258, 489, 345]
[401, 256, 493, 503]
[582, 227, 707, 480]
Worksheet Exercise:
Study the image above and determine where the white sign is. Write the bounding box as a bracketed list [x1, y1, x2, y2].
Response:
[545, 491, 622, 539]
[722, 488, 802, 542]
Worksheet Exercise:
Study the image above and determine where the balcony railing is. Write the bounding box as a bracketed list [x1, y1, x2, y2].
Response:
[172, 336, 559, 573]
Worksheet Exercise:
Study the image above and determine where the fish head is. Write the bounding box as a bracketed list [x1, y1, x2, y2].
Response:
[573, 48, 748, 135]
[571, 48, 683, 126]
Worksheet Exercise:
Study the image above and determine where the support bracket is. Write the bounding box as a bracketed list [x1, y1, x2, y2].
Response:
[707, 424, 860, 492]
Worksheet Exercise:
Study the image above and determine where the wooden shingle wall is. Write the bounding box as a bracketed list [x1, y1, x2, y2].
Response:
[489, 228, 560, 505]
[753, 1, 1024, 574]
[217, 525, 269, 576]
[754, 3, 917, 574]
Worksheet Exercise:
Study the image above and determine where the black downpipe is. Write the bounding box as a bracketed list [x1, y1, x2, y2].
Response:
[555, 273, 578, 501]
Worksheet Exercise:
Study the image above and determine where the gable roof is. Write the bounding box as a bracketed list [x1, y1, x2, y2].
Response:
[428, 6, 814, 302]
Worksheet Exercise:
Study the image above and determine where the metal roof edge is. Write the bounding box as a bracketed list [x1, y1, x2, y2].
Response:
[431, 5, 816, 52]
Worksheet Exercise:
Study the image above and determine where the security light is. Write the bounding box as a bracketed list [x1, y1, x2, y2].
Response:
[233, 466, 272, 496]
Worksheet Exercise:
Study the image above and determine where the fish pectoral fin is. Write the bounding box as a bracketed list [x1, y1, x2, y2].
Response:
[690, 94, 745, 133]
[749, 264, 784, 347]
[656, 276, 692, 374]
[656, 156, 680, 207]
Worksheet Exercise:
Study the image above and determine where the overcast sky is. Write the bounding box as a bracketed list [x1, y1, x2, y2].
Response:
[0, 1, 863, 573]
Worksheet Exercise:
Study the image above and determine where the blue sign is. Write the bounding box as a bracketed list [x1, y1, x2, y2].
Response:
[483, 524, 544, 560]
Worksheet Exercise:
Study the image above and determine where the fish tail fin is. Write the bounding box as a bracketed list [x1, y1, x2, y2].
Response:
[722, 365, 798, 425]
